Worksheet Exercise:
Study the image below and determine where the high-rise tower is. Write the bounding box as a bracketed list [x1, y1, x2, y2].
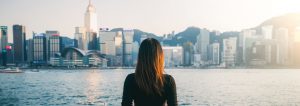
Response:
[13, 25, 27, 64]
[85, 0, 97, 33]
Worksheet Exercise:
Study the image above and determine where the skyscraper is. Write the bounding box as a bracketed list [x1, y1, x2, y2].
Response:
[49, 33, 61, 61]
[87, 32, 98, 50]
[222, 37, 237, 67]
[46, 31, 60, 62]
[183, 42, 194, 66]
[85, 0, 97, 33]
[84, 0, 98, 50]
[99, 29, 117, 56]
[208, 42, 220, 65]
[99, 29, 121, 66]
[0, 26, 8, 51]
[195, 28, 210, 65]
[27, 38, 34, 64]
[13, 25, 27, 64]
[162, 46, 183, 67]
[33, 33, 47, 65]
[115, 31, 123, 66]
[74, 27, 87, 50]
[293, 27, 300, 65]
[132, 41, 139, 66]
[274, 27, 289, 65]
[122, 30, 134, 67]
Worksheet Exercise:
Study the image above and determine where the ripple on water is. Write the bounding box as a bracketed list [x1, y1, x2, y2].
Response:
[70, 95, 86, 98]
[0, 98, 19, 105]
[77, 100, 106, 106]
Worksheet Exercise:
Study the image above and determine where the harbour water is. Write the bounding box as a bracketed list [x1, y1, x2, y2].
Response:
[1, 69, 300, 105]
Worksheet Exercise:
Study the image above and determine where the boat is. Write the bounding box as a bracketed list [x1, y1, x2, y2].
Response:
[0, 67, 23, 73]
[31, 69, 39, 72]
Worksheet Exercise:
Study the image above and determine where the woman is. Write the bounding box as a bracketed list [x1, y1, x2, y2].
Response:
[122, 38, 177, 106]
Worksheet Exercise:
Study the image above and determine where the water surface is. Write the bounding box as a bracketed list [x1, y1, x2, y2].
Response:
[1, 69, 300, 105]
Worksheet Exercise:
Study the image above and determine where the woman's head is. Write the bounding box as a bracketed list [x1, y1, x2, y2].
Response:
[135, 38, 164, 96]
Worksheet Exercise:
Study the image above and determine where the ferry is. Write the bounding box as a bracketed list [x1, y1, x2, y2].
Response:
[0, 67, 23, 73]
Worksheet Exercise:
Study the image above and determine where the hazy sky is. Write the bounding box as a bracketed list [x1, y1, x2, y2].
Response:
[1, 0, 300, 41]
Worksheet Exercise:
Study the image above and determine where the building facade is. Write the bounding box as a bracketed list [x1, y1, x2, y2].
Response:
[222, 37, 237, 67]
[13, 25, 27, 64]
[122, 30, 134, 67]
[49, 34, 61, 62]
[208, 42, 220, 65]
[183, 42, 194, 66]
[33, 34, 47, 65]
[162, 46, 183, 67]
[195, 28, 210, 65]
[74, 27, 87, 50]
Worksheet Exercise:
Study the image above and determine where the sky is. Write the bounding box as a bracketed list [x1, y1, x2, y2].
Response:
[1, 0, 300, 42]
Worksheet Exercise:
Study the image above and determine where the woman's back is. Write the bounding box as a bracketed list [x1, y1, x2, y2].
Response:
[122, 38, 177, 106]
[122, 73, 177, 106]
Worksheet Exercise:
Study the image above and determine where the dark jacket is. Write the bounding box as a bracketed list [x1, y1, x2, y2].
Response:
[122, 73, 177, 106]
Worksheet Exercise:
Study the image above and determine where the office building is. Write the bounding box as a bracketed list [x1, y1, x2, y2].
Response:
[248, 41, 267, 66]
[183, 42, 194, 66]
[99, 30, 117, 55]
[0, 26, 8, 51]
[115, 31, 123, 66]
[222, 37, 237, 67]
[87, 32, 97, 50]
[26, 39, 34, 63]
[61, 36, 75, 50]
[0, 26, 8, 65]
[239, 29, 257, 64]
[163, 46, 183, 67]
[33, 33, 47, 65]
[208, 42, 220, 65]
[195, 28, 210, 65]
[49, 33, 61, 61]
[262, 25, 273, 39]
[274, 27, 289, 65]
[74, 27, 87, 50]
[13, 25, 27, 64]
[99, 29, 124, 66]
[132, 41, 139, 66]
[293, 27, 300, 64]
[85, 0, 97, 33]
[122, 30, 134, 67]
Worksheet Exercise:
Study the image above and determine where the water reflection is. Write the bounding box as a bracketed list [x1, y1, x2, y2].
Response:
[84, 70, 105, 105]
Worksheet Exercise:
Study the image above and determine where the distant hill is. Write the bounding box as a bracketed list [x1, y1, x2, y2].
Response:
[111, 28, 162, 43]
[257, 13, 300, 36]
[163, 26, 201, 46]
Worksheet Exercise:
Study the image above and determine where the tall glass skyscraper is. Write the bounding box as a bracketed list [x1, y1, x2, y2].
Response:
[13, 25, 27, 64]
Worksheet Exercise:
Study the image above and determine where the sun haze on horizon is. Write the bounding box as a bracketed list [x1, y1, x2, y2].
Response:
[0, 0, 300, 41]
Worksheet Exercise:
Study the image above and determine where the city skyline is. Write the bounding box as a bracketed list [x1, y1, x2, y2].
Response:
[1, 0, 300, 42]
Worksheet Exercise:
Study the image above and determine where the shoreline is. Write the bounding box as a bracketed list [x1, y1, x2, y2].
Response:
[1, 66, 300, 70]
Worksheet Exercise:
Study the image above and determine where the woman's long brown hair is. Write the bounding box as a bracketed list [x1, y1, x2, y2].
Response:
[135, 38, 165, 96]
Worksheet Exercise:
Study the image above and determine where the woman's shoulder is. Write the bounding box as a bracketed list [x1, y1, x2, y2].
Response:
[163, 74, 173, 78]
[125, 73, 135, 80]
[163, 74, 175, 82]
